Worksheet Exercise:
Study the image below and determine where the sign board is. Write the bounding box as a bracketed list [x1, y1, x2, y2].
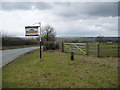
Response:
[25, 26, 39, 36]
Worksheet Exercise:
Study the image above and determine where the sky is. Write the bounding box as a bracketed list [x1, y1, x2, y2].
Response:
[0, 1, 118, 37]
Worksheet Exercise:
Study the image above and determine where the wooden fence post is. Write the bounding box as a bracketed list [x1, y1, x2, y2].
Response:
[61, 42, 64, 52]
[43, 42, 45, 51]
[118, 43, 120, 57]
[86, 43, 89, 56]
[97, 43, 100, 57]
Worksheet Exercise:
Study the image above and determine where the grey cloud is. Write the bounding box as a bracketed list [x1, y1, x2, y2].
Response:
[1, 2, 118, 37]
[86, 2, 118, 17]
[34, 2, 52, 10]
[1, 2, 32, 10]
[60, 24, 117, 37]
[1, 2, 118, 17]
[54, 15, 118, 37]
[54, 2, 118, 19]
[54, 2, 71, 6]
[1, 2, 52, 11]
[59, 27, 99, 37]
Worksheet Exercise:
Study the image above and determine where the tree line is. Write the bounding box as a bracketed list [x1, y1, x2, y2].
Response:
[2, 36, 39, 46]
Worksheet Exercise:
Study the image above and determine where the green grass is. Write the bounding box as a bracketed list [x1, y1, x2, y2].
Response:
[2, 49, 118, 88]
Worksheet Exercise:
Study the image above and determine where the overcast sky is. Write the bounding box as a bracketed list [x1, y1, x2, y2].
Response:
[0, 2, 118, 37]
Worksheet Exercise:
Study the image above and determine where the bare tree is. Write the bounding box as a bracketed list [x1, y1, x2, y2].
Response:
[43, 25, 56, 41]
[41, 25, 59, 50]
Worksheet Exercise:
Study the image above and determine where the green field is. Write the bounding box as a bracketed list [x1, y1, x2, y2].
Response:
[2, 49, 118, 88]
[64, 43, 118, 57]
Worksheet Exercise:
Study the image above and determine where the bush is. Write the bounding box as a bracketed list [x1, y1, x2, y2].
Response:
[43, 42, 59, 51]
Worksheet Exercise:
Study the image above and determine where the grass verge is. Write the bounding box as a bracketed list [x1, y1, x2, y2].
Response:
[2, 49, 118, 88]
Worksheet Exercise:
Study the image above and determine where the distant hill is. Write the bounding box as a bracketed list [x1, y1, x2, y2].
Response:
[57, 37, 118, 43]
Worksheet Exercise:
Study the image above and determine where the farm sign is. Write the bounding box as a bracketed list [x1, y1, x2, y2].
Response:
[25, 22, 42, 59]
[25, 26, 40, 36]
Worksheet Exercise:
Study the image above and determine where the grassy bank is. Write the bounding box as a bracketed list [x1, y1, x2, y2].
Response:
[2, 49, 118, 88]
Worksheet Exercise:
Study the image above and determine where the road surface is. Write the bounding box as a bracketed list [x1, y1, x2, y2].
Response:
[1, 46, 39, 67]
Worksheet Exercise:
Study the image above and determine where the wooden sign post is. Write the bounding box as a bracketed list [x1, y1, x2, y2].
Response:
[25, 22, 42, 59]
[39, 22, 42, 59]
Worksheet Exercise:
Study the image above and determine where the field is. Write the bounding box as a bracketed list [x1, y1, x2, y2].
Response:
[64, 43, 119, 57]
[2, 49, 118, 88]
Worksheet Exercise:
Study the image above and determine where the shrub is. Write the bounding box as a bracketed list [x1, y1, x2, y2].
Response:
[43, 42, 59, 51]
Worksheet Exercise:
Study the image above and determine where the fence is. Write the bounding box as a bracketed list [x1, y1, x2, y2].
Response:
[62, 42, 119, 57]
[118, 44, 120, 57]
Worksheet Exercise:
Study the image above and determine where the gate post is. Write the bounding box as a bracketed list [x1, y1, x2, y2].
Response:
[97, 43, 100, 57]
[86, 43, 89, 56]
[118, 43, 120, 57]
[71, 52, 74, 61]
[61, 42, 64, 52]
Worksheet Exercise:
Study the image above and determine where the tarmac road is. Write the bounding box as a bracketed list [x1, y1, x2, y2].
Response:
[1, 46, 40, 67]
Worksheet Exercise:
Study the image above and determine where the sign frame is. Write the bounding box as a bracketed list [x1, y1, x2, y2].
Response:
[25, 26, 40, 36]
